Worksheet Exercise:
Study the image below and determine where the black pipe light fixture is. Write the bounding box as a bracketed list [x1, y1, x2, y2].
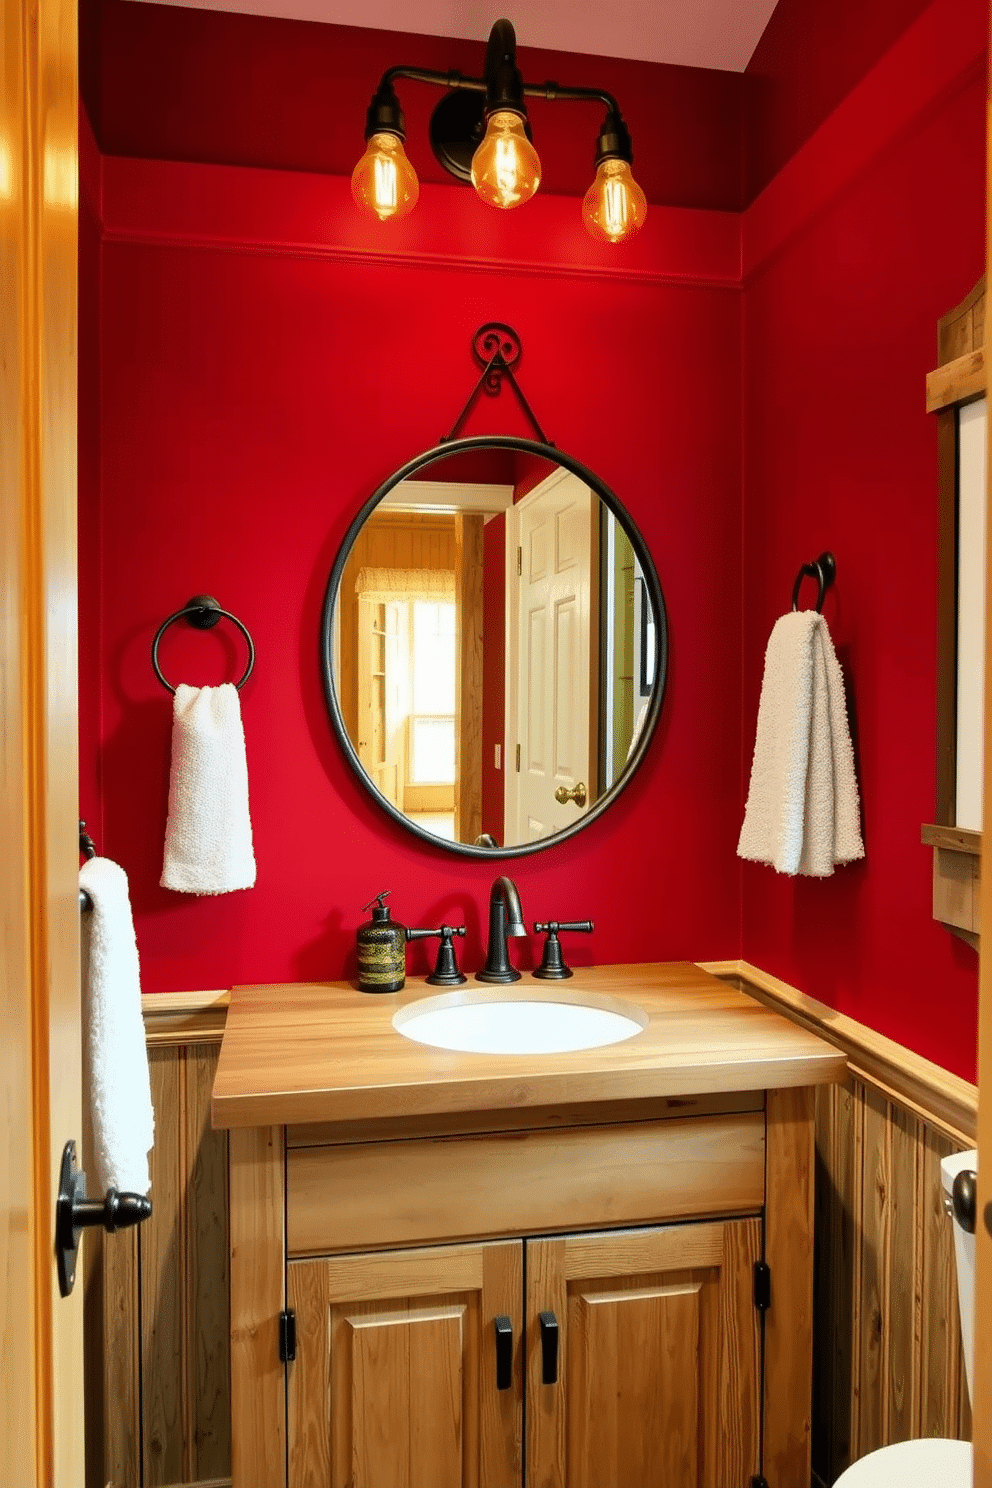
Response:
[351, 17, 648, 244]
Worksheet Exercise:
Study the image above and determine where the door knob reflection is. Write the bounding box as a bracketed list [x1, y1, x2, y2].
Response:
[554, 782, 587, 807]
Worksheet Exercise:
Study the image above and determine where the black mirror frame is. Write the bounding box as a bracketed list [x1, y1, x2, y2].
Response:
[320, 435, 669, 858]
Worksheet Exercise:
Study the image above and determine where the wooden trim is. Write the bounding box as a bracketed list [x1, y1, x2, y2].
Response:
[229, 1126, 286, 1488]
[922, 823, 982, 853]
[763, 1087, 815, 1486]
[975, 79, 992, 1485]
[454, 512, 484, 844]
[284, 1091, 765, 1148]
[698, 960, 977, 1143]
[937, 275, 985, 365]
[285, 1113, 766, 1256]
[926, 349, 986, 411]
[142, 990, 230, 1045]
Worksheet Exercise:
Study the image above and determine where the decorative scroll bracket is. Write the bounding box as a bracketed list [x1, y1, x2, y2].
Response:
[441, 323, 553, 445]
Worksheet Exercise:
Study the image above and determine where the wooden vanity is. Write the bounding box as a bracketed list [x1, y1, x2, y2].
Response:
[212, 962, 846, 1488]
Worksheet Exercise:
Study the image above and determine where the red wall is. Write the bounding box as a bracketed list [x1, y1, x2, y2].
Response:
[79, 0, 987, 1079]
[744, 0, 937, 201]
[87, 163, 743, 993]
[740, 0, 987, 1080]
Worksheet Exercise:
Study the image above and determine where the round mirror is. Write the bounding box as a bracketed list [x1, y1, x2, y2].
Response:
[321, 436, 668, 857]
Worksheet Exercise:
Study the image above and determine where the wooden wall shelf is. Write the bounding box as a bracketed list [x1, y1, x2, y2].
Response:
[926, 347, 985, 412]
[921, 823, 981, 947]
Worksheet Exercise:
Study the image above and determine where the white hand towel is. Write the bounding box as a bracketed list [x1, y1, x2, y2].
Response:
[161, 683, 256, 894]
[80, 857, 155, 1195]
[738, 610, 864, 876]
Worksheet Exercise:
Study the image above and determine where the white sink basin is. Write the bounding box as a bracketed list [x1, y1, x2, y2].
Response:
[393, 988, 648, 1056]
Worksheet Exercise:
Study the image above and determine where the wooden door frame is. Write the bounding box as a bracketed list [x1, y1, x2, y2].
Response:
[972, 22, 992, 1483]
[1, 0, 84, 1482]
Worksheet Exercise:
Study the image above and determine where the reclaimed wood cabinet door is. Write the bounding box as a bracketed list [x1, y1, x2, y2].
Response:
[526, 1219, 763, 1488]
[286, 1240, 523, 1488]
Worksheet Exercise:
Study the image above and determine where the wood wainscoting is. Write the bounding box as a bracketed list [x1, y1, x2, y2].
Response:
[704, 961, 976, 1487]
[89, 977, 975, 1488]
[85, 993, 231, 1488]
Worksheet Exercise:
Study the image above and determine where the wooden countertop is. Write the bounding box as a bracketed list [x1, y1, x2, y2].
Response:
[211, 962, 846, 1130]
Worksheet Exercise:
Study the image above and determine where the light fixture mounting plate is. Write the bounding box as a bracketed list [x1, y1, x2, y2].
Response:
[429, 90, 486, 182]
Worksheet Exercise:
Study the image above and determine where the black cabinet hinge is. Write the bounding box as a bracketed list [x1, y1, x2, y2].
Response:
[753, 1261, 771, 1312]
[279, 1308, 297, 1363]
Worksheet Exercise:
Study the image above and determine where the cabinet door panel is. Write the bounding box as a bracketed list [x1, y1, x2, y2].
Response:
[527, 1219, 761, 1488]
[288, 1241, 522, 1488]
[571, 1280, 703, 1486]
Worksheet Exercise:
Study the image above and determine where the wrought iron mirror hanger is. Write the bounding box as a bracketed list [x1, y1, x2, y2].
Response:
[351, 17, 647, 244]
[320, 321, 669, 859]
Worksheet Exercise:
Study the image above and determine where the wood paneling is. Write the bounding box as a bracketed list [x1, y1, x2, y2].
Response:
[706, 964, 973, 1482]
[96, 1033, 231, 1488]
[811, 1078, 972, 1484]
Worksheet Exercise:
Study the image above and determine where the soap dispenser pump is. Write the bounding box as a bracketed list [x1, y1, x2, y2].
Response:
[357, 890, 407, 993]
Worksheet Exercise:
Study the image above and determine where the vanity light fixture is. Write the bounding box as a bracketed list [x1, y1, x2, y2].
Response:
[351, 17, 647, 243]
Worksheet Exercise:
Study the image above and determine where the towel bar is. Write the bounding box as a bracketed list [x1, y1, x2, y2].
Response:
[151, 595, 255, 695]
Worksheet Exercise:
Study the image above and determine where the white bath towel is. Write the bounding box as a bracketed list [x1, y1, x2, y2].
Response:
[738, 610, 864, 876]
[161, 683, 256, 894]
[80, 857, 155, 1195]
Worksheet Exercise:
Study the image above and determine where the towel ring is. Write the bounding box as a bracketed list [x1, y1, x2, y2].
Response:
[791, 552, 836, 613]
[151, 595, 255, 695]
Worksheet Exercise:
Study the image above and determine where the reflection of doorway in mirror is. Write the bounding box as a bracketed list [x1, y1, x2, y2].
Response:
[505, 469, 599, 843]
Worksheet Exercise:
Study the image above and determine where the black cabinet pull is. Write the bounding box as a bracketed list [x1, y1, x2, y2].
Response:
[539, 1309, 559, 1384]
[494, 1315, 513, 1390]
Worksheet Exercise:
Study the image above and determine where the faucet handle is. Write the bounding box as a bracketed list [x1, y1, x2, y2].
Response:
[532, 920, 594, 980]
[406, 925, 467, 986]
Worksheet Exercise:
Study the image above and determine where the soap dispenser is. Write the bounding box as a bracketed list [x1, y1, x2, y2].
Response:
[357, 890, 407, 993]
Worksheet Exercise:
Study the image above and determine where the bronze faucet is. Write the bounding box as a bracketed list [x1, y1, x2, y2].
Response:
[476, 876, 527, 983]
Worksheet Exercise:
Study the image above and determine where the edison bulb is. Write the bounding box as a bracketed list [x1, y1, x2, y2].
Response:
[351, 132, 419, 221]
[582, 158, 647, 244]
[471, 110, 541, 210]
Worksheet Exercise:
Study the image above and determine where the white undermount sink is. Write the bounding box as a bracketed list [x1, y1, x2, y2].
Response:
[392, 987, 648, 1055]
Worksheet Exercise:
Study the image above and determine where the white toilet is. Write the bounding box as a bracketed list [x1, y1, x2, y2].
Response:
[833, 1148, 976, 1486]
